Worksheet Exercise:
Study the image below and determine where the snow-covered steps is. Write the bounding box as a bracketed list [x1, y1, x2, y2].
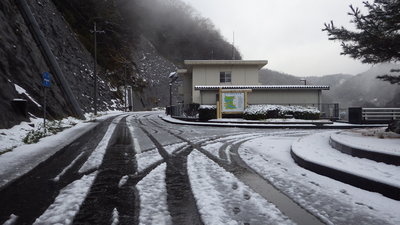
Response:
[291, 131, 400, 200]
[330, 130, 400, 166]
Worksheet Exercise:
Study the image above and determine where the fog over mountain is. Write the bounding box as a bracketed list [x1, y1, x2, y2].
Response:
[260, 63, 400, 109]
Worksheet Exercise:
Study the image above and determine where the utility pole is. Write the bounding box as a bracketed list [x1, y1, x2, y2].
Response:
[92, 22, 104, 115]
[169, 83, 172, 107]
[93, 21, 98, 115]
[124, 64, 127, 112]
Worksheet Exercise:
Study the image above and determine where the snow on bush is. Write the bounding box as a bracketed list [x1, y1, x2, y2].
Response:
[198, 105, 216, 110]
[244, 105, 320, 120]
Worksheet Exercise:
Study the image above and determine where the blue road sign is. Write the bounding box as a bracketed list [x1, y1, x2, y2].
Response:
[42, 72, 51, 87]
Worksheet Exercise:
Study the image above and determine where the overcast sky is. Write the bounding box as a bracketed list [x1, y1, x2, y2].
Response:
[181, 0, 372, 77]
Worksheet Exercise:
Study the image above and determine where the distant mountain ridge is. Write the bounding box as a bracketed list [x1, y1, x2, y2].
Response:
[259, 63, 400, 108]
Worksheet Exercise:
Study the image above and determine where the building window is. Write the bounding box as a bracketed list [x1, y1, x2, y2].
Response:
[220, 72, 231, 83]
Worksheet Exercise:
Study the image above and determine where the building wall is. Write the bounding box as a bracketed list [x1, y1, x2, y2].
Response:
[192, 65, 260, 103]
[248, 90, 321, 105]
[181, 73, 192, 104]
[198, 89, 321, 106]
[200, 91, 218, 105]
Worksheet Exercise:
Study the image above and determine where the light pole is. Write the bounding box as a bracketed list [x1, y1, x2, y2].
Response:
[169, 83, 172, 107]
[124, 64, 127, 111]
[168, 72, 178, 107]
[93, 22, 98, 115]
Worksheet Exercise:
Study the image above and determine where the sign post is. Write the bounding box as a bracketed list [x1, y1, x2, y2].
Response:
[42, 72, 51, 132]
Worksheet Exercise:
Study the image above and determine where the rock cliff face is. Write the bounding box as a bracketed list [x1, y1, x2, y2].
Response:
[131, 36, 178, 110]
[1, 0, 53, 128]
[0, 0, 120, 128]
[0, 0, 178, 128]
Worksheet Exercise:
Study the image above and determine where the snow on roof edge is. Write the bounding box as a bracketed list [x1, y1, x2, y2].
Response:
[194, 85, 330, 90]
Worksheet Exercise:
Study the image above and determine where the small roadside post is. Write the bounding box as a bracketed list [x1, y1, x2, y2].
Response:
[42, 72, 51, 132]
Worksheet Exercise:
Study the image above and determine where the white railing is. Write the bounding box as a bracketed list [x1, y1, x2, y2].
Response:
[362, 108, 400, 121]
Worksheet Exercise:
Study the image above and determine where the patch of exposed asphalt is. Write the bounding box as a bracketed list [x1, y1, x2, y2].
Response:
[72, 117, 138, 225]
[138, 124, 204, 225]
[0, 117, 117, 225]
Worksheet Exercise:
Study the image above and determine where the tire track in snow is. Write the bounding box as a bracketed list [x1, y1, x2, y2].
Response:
[0, 116, 117, 225]
[72, 116, 138, 225]
[134, 115, 204, 225]
[148, 114, 325, 225]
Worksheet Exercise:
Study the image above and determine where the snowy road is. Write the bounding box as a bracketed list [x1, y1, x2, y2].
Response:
[0, 112, 398, 225]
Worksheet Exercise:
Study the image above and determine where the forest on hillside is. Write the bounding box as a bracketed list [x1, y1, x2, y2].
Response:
[53, 0, 240, 77]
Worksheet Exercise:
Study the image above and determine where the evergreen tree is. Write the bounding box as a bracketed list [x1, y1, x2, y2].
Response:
[323, 0, 400, 84]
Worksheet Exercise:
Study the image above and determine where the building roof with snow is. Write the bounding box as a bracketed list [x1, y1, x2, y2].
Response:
[195, 85, 330, 90]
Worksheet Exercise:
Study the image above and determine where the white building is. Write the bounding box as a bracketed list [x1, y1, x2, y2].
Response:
[178, 60, 329, 108]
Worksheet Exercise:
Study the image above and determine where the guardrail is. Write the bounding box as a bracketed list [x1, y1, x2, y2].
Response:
[349, 107, 400, 124]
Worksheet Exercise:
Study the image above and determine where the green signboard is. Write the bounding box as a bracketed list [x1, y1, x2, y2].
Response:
[222, 92, 245, 113]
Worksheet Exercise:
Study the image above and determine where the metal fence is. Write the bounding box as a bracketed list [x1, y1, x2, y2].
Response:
[166, 104, 200, 119]
[167, 103, 340, 121]
[349, 107, 400, 124]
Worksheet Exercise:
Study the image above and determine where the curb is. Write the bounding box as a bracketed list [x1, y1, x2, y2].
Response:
[329, 134, 400, 166]
[162, 116, 386, 129]
[290, 148, 400, 200]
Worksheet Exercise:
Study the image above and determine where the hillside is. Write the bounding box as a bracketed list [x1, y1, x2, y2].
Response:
[329, 63, 400, 108]
[259, 69, 302, 85]
[0, 0, 240, 128]
[0, 0, 121, 128]
[259, 64, 400, 109]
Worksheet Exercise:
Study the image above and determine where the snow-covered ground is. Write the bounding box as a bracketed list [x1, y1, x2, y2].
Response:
[33, 172, 98, 225]
[137, 163, 172, 225]
[79, 115, 125, 173]
[164, 142, 188, 155]
[0, 112, 122, 188]
[292, 131, 400, 187]
[0, 112, 122, 154]
[162, 115, 385, 128]
[331, 129, 400, 156]
[188, 150, 295, 225]
[1, 112, 398, 225]
[239, 133, 400, 225]
[200, 133, 264, 162]
[0, 117, 75, 154]
[135, 149, 163, 173]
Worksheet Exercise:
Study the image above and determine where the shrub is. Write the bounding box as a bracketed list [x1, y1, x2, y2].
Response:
[243, 105, 320, 120]
[22, 120, 72, 144]
[23, 129, 46, 144]
[198, 105, 216, 121]
[387, 120, 400, 134]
